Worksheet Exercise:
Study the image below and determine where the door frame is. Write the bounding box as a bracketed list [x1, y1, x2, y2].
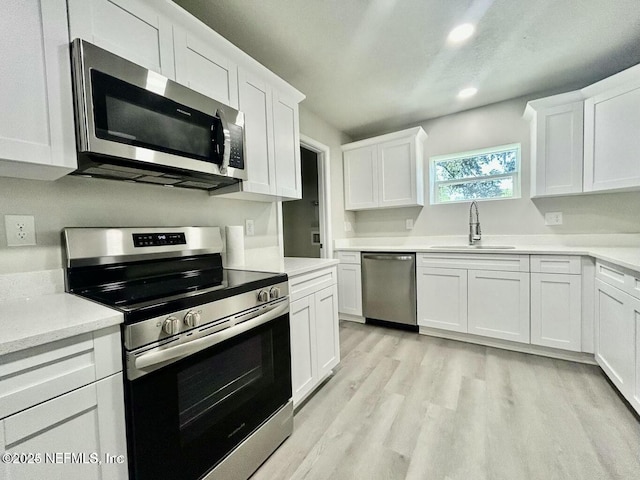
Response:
[277, 135, 333, 259]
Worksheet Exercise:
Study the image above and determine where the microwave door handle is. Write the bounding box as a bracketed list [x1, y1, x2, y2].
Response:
[134, 302, 288, 371]
[216, 108, 231, 172]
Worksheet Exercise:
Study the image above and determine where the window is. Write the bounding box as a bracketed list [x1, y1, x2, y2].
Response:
[430, 143, 521, 204]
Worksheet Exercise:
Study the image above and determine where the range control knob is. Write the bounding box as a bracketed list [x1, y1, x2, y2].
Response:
[269, 286, 281, 300]
[184, 311, 201, 328]
[257, 290, 269, 302]
[162, 316, 180, 335]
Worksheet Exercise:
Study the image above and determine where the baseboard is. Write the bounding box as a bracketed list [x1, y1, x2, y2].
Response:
[418, 326, 597, 365]
[339, 313, 365, 324]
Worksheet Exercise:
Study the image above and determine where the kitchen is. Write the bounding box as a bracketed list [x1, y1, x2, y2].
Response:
[1, 0, 640, 479]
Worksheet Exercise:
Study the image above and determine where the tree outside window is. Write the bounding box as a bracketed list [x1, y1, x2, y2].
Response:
[430, 144, 521, 204]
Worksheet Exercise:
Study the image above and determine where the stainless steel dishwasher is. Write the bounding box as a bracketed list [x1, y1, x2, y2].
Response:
[362, 252, 417, 327]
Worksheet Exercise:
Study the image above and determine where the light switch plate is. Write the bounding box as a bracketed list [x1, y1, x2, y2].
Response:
[545, 212, 563, 226]
[405, 219, 414, 230]
[5, 215, 36, 246]
[245, 219, 255, 236]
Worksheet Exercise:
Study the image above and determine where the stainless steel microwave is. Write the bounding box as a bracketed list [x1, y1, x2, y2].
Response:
[70, 38, 246, 191]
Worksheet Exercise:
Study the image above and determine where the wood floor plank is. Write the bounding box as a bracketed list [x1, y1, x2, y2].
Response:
[252, 322, 640, 480]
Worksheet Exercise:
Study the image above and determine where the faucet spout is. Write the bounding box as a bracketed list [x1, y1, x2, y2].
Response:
[469, 201, 481, 245]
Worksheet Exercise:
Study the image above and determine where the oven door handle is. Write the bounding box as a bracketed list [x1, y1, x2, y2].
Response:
[134, 302, 288, 371]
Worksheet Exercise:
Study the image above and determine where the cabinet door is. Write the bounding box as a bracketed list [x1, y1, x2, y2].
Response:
[289, 296, 316, 406]
[0, 0, 76, 180]
[417, 267, 468, 333]
[343, 146, 378, 210]
[237, 69, 276, 195]
[0, 373, 127, 480]
[173, 26, 238, 108]
[468, 270, 530, 343]
[337, 264, 362, 316]
[584, 82, 640, 192]
[530, 273, 582, 351]
[67, 0, 175, 78]
[314, 285, 340, 379]
[595, 279, 635, 399]
[273, 90, 302, 199]
[533, 102, 584, 196]
[377, 136, 419, 208]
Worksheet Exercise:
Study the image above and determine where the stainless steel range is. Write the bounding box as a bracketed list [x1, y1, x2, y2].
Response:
[63, 227, 292, 480]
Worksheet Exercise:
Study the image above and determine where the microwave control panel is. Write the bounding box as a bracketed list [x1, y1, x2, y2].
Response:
[228, 123, 244, 170]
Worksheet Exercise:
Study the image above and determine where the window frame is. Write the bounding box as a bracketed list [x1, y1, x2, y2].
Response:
[429, 143, 522, 205]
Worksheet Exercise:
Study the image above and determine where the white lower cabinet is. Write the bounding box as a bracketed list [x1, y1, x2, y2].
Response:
[288, 267, 339, 407]
[467, 270, 530, 343]
[417, 267, 467, 333]
[337, 263, 362, 317]
[531, 273, 582, 351]
[0, 373, 127, 480]
[594, 279, 636, 403]
[0, 326, 127, 479]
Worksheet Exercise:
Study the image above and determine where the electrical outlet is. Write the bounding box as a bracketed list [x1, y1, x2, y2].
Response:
[545, 212, 563, 226]
[405, 219, 414, 230]
[5, 215, 36, 246]
[245, 219, 255, 236]
[344, 221, 352, 232]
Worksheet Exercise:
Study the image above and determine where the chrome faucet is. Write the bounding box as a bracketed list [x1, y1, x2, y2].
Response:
[469, 201, 481, 245]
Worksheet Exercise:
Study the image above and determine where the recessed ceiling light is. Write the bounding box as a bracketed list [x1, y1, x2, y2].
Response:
[448, 23, 475, 43]
[458, 87, 478, 99]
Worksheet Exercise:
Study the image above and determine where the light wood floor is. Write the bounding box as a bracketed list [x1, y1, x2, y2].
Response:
[253, 321, 640, 480]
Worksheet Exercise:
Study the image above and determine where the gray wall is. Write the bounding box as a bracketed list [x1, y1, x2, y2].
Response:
[351, 96, 640, 238]
[0, 175, 278, 274]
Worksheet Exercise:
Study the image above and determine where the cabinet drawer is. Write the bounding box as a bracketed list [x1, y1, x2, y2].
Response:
[336, 251, 361, 265]
[0, 326, 121, 419]
[596, 261, 640, 300]
[288, 267, 337, 302]
[530, 255, 581, 274]
[417, 253, 529, 272]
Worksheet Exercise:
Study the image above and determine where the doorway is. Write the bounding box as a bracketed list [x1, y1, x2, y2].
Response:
[279, 135, 333, 259]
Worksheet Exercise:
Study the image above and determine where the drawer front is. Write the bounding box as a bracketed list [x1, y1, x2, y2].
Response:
[417, 253, 530, 272]
[530, 255, 581, 274]
[0, 326, 121, 419]
[596, 261, 640, 300]
[336, 251, 361, 265]
[289, 266, 337, 302]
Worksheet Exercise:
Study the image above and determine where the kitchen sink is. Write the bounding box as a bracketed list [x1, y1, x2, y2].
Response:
[429, 245, 516, 250]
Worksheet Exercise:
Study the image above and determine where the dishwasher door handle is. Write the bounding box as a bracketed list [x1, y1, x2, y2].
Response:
[362, 254, 414, 261]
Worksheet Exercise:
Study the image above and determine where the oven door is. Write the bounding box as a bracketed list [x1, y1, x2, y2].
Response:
[124, 309, 291, 480]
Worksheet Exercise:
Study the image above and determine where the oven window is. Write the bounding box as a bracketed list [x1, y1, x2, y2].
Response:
[177, 333, 275, 444]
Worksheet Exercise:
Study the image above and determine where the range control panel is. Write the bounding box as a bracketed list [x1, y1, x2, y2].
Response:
[133, 232, 187, 247]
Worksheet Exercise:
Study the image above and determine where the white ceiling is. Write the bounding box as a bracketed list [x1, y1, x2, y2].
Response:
[173, 0, 640, 139]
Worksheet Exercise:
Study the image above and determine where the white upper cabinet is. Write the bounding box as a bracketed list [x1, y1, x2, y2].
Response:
[0, 0, 76, 180]
[343, 127, 426, 210]
[343, 145, 378, 210]
[272, 90, 302, 199]
[583, 64, 640, 192]
[236, 69, 276, 196]
[524, 92, 584, 197]
[67, 0, 175, 78]
[213, 69, 304, 201]
[173, 24, 238, 108]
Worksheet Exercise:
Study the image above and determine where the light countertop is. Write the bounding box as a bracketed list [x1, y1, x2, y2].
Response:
[335, 245, 640, 272]
[236, 257, 339, 277]
[0, 293, 123, 356]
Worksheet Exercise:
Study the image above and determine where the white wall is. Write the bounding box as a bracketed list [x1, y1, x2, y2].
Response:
[0, 175, 279, 274]
[298, 106, 355, 240]
[351, 96, 640, 238]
